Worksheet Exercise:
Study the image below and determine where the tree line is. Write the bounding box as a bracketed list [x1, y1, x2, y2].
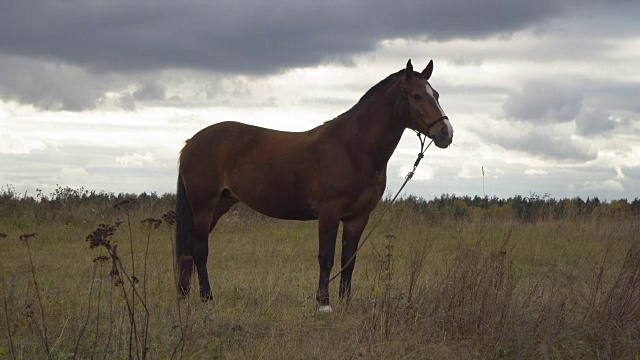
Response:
[389, 193, 640, 222]
[2, 185, 638, 223]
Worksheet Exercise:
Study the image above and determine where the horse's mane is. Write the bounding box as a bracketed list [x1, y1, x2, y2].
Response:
[324, 69, 422, 124]
[355, 69, 403, 105]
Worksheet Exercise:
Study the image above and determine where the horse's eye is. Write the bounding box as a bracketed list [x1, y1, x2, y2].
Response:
[412, 94, 422, 100]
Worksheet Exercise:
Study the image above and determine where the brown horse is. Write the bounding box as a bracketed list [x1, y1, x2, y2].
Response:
[176, 59, 453, 312]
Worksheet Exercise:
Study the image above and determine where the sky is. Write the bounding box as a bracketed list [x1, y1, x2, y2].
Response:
[1, 0, 639, 201]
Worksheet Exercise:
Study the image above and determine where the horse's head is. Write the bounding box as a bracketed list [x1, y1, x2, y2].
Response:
[402, 59, 453, 149]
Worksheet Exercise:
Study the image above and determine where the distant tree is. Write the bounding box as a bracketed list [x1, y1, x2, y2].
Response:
[631, 198, 640, 217]
[607, 199, 631, 218]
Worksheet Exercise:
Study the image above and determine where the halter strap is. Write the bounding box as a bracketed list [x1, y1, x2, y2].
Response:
[402, 87, 448, 132]
[425, 115, 449, 131]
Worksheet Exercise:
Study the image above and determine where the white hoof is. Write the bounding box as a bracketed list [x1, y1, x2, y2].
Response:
[318, 305, 333, 313]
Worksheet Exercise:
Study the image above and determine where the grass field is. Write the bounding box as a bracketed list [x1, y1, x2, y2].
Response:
[0, 189, 639, 359]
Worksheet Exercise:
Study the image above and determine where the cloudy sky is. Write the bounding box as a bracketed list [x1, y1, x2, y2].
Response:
[1, 0, 639, 201]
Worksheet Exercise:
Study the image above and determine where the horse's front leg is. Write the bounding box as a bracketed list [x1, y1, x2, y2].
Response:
[339, 214, 370, 301]
[316, 211, 340, 312]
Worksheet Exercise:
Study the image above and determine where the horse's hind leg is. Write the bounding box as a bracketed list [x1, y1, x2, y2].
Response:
[209, 192, 239, 232]
[189, 193, 218, 302]
[193, 193, 239, 302]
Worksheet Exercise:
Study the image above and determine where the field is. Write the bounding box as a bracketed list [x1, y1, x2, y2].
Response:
[0, 187, 639, 359]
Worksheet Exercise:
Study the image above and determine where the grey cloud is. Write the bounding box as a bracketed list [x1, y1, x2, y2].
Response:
[589, 82, 640, 114]
[0, 143, 177, 193]
[502, 80, 584, 123]
[502, 78, 640, 136]
[0, 56, 110, 111]
[575, 108, 616, 136]
[131, 81, 166, 101]
[0, 55, 168, 111]
[117, 80, 167, 110]
[481, 127, 596, 161]
[299, 96, 354, 108]
[167, 114, 208, 129]
[622, 166, 640, 180]
[2, 144, 134, 171]
[388, 156, 636, 200]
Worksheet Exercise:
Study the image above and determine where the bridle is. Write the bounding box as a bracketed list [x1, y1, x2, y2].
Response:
[410, 114, 447, 175]
[425, 115, 449, 132]
[402, 84, 449, 134]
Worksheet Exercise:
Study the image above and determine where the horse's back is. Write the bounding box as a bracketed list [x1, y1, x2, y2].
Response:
[186, 120, 316, 149]
[179, 121, 325, 218]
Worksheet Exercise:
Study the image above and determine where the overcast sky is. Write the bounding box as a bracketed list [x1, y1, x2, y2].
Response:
[1, 0, 639, 201]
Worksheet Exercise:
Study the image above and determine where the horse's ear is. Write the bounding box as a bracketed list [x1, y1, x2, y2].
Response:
[422, 60, 434, 80]
[404, 59, 414, 80]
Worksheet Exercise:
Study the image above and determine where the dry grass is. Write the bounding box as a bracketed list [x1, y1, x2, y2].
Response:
[0, 196, 639, 359]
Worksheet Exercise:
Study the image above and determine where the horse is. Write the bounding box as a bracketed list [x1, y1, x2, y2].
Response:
[175, 59, 453, 312]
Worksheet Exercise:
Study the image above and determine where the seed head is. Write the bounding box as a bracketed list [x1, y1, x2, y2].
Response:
[93, 255, 110, 263]
[86, 223, 117, 250]
[142, 217, 162, 229]
[113, 198, 138, 211]
[162, 211, 178, 226]
[19, 233, 37, 242]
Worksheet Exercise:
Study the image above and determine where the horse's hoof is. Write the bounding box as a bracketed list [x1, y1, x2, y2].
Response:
[200, 292, 215, 303]
[318, 305, 333, 313]
[177, 287, 190, 300]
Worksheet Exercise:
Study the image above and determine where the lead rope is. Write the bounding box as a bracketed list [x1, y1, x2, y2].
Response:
[328, 131, 433, 284]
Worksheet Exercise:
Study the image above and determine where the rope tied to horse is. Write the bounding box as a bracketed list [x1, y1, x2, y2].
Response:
[328, 131, 433, 284]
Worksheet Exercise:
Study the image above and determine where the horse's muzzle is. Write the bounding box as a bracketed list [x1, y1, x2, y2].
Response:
[434, 136, 453, 149]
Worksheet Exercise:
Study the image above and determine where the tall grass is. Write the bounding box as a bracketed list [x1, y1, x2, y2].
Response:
[0, 187, 638, 358]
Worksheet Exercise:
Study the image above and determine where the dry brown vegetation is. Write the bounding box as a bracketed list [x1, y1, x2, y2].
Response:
[0, 186, 639, 359]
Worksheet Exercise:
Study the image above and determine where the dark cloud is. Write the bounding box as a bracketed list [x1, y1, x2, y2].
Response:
[0, 0, 638, 111]
[0, 0, 565, 75]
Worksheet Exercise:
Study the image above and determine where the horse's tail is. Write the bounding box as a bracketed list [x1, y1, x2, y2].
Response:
[175, 173, 194, 295]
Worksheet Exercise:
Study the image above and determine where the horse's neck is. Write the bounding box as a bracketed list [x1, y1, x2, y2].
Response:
[328, 86, 406, 171]
[359, 103, 406, 170]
